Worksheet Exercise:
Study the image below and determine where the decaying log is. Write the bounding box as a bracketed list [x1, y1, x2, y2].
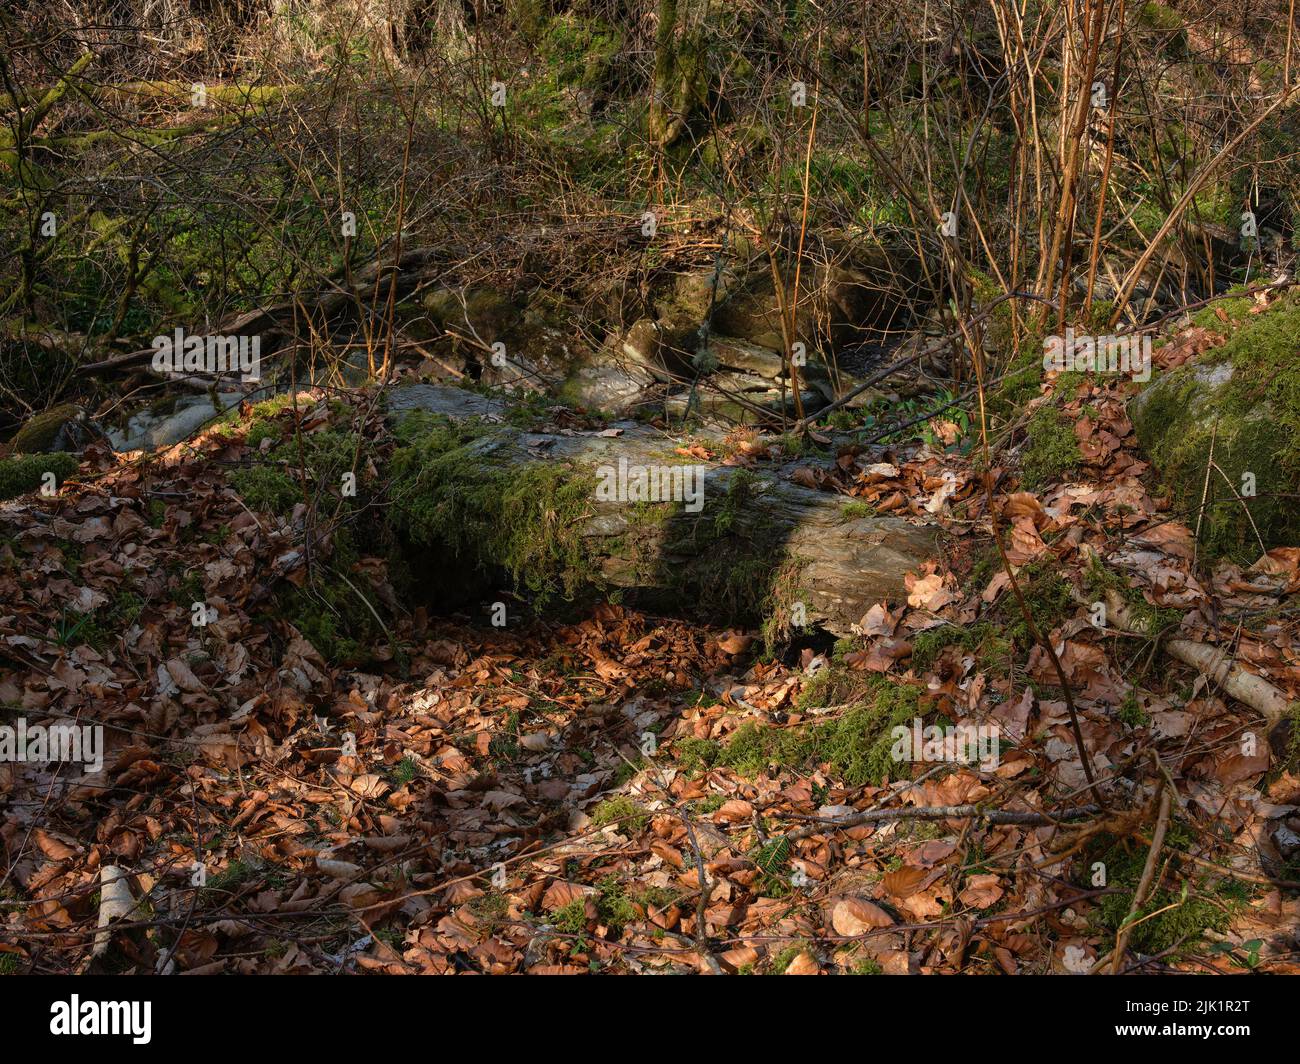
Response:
[386, 385, 942, 635]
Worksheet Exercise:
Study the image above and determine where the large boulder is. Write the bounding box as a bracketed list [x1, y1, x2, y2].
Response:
[385, 385, 942, 634]
[10, 404, 105, 454]
[1130, 294, 1300, 562]
[422, 287, 523, 344]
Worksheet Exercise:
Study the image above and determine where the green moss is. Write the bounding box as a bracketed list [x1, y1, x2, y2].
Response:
[674, 736, 721, 775]
[989, 344, 1046, 425]
[285, 574, 379, 665]
[1083, 560, 1183, 638]
[632, 884, 681, 913]
[694, 793, 726, 814]
[775, 433, 828, 460]
[590, 795, 649, 833]
[248, 392, 310, 420]
[467, 890, 511, 933]
[595, 875, 638, 933]
[390, 756, 419, 785]
[203, 858, 258, 899]
[230, 465, 300, 516]
[1087, 826, 1240, 955]
[975, 269, 1051, 423]
[1021, 407, 1081, 488]
[1137, 2, 1184, 31]
[770, 941, 811, 972]
[1005, 561, 1075, 648]
[235, 436, 388, 669]
[231, 426, 368, 518]
[552, 899, 589, 935]
[757, 556, 811, 656]
[1117, 690, 1150, 727]
[540, 14, 624, 93]
[1188, 289, 1255, 333]
[652, 469, 801, 631]
[830, 637, 857, 662]
[711, 468, 755, 538]
[911, 621, 1012, 674]
[717, 676, 925, 786]
[0, 451, 77, 500]
[245, 417, 283, 449]
[388, 415, 595, 606]
[840, 500, 875, 519]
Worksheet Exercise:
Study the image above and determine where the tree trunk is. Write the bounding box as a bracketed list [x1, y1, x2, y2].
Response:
[649, 0, 680, 146]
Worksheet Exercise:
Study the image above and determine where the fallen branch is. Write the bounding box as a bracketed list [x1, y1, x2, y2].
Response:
[91, 864, 134, 959]
[1092, 586, 1292, 727]
[78, 246, 444, 375]
[785, 802, 1100, 841]
[1106, 783, 1172, 974]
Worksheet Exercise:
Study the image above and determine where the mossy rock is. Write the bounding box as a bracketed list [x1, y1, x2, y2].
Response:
[539, 13, 625, 93]
[10, 404, 103, 454]
[1130, 296, 1300, 562]
[689, 238, 923, 357]
[422, 288, 523, 344]
[381, 394, 939, 633]
[559, 350, 659, 415]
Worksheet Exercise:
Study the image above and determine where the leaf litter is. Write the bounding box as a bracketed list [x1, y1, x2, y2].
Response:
[2, 312, 1300, 975]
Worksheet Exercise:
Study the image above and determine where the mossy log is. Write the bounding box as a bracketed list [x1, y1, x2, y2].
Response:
[386, 385, 941, 635]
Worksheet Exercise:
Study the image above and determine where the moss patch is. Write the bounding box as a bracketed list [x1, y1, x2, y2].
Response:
[230, 465, 299, 515]
[911, 620, 1012, 674]
[1083, 558, 1184, 638]
[589, 795, 649, 833]
[226, 413, 391, 665]
[715, 676, 926, 786]
[0, 451, 78, 500]
[388, 414, 596, 606]
[1020, 407, 1081, 488]
[10, 404, 84, 454]
[1085, 825, 1242, 955]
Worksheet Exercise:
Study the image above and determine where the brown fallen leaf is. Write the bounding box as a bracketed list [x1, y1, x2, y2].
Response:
[958, 874, 1005, 908]
[829, 896, 894, 936]
[783, 950, 820, 974]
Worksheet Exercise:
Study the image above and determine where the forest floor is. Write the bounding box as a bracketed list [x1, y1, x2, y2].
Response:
[3, 311, 1300, 976]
